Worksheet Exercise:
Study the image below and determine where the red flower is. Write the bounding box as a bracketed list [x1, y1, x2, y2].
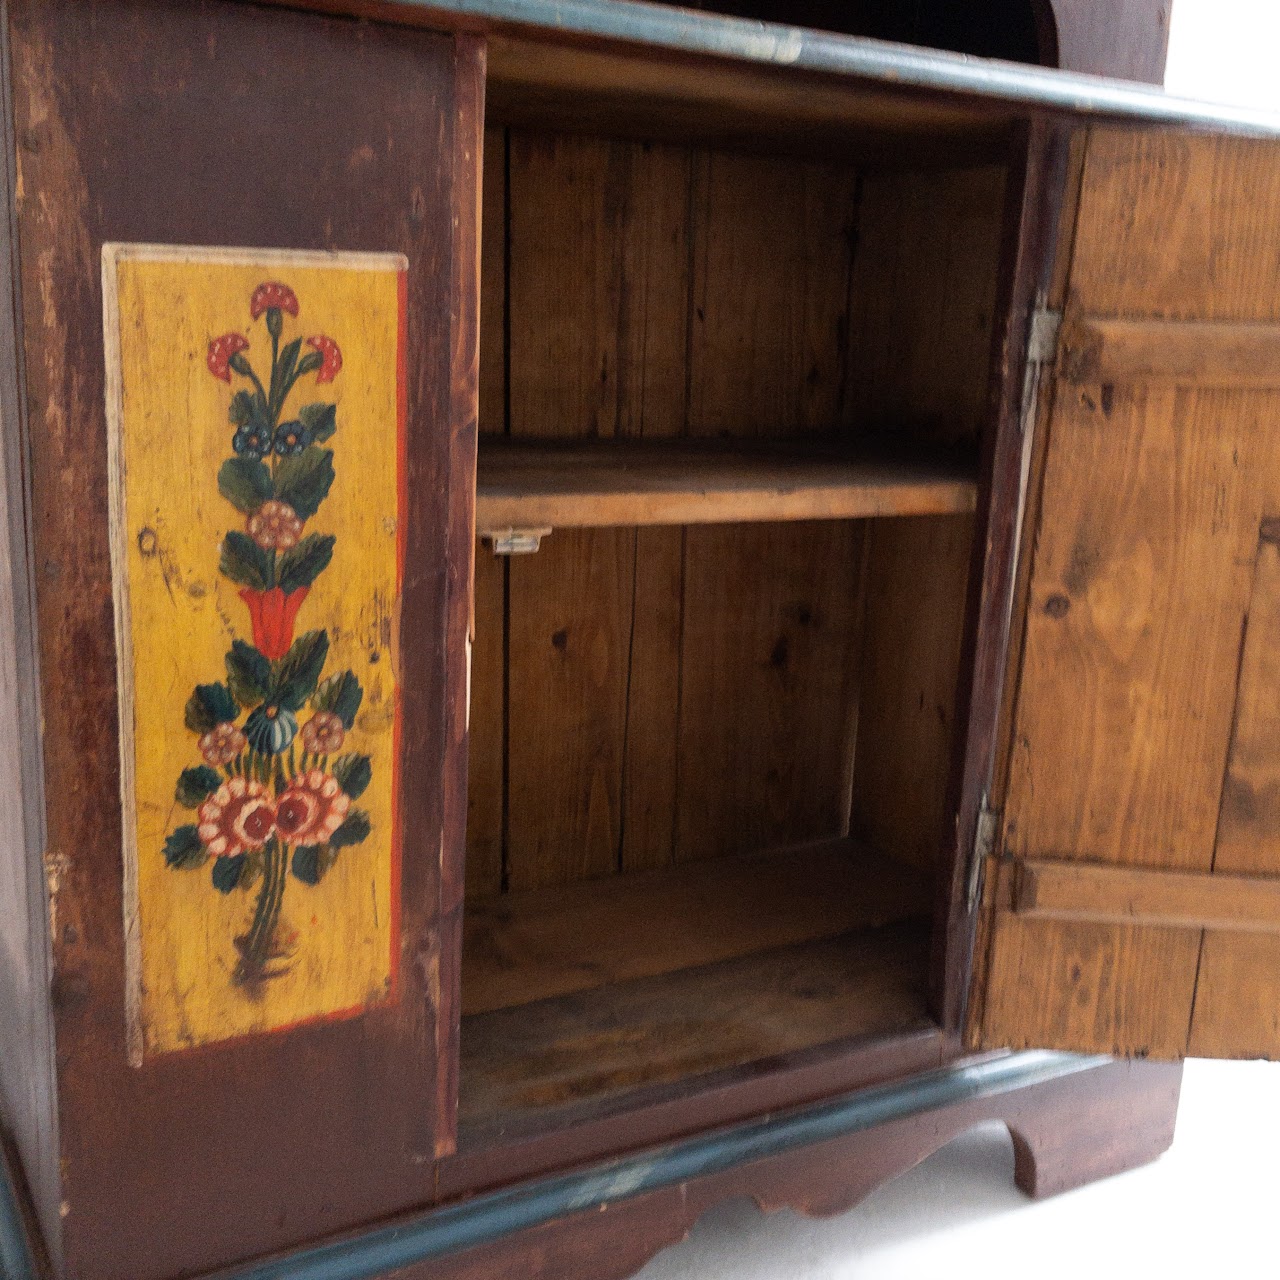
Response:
[207, 333, 249, 382]
[307, 335, 342, 383]
[198, 777, 276, 857]
[250, 282, 299, 320]
[239, 586, 309, 660]
[275, 770, 350, 845]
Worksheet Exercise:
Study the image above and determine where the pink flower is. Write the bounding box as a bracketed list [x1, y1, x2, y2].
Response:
[198, 777, 276, 857]
[199, 722, 246, 768]
[301, 711, 345, 755]
[247, 500, 303, 551]
[207, 333, 249, 382]
[306, 335, 342, 383]
[274, 770, 350, 845]
[250, 281, 299, 319]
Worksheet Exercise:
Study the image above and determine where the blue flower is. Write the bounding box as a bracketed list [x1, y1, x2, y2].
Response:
[273, 421, 312, 456]
[233, 424, 272, 458]
[243, 704, 298, 755]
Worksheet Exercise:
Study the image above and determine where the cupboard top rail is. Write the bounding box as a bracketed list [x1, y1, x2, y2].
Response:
[295, 0, 1280, 138]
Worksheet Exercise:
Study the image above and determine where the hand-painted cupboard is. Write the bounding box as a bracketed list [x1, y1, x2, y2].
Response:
[2, 1, 1276, 1278]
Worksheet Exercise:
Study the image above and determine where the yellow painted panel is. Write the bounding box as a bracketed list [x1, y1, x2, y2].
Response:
[103, 245, 406, 1061]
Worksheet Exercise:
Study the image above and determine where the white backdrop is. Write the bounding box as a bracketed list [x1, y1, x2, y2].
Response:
[642, 3, 1280, 1277]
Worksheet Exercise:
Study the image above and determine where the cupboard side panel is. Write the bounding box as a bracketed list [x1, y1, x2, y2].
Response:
[10, 3, 470, 1274]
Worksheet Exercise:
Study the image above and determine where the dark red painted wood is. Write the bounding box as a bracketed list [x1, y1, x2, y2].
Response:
[412, 1059, 1182, 1280]
[7, 2, 480, 1276]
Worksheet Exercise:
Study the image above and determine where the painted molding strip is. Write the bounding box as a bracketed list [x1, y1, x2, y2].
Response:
[1058, 316, 1280, 386]
[1013, 859, 1280, 933]
[0, 1147, 40, 1280]
[198, 1051, 1106, 1280]
[383, 0, 1280, 136]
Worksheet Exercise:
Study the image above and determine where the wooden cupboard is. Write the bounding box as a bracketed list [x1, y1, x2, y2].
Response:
[1, 1, 1276, 1278]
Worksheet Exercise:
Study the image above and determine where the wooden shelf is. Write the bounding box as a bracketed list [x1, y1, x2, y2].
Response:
[461, 837, 929, 1016]
[459, 920, 933, 1129]
[475, 438, 978, 536]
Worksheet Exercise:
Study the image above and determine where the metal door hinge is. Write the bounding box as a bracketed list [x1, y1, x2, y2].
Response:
[966, 801, 1000, 914]
[1027, 306, 1062, 369]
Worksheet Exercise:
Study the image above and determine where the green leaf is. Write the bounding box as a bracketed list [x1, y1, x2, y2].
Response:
[277, 533, 335, 595]
[184, 682, 239, 734]
[330, 809, 371, 849]
[164, 825, 206, 869]
[332, 753, 372, 800]
[226, 639, 272, 707]
[229, 389, 269, 430]
[313, 670, 363, 728]
[218, 457, 273, 513]
[271, 336, 303, 415]
[290, 844, 337, 886]
[274, 630, 329, 711]
[211, 853, 247, 894]
[297, 402, 337, 443]
[295, 351, 324, 380]
[219, 531, 271, 591]
[176, 765, 222, 808]
[274, 447, 334, 519]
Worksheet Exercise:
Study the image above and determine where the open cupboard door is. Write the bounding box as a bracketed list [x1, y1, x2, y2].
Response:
[969, 126, 1280, 1060]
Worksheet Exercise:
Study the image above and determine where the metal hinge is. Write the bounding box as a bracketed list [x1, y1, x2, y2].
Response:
[965, 800, 1000, 914]
[1026, 306, 1062, 370]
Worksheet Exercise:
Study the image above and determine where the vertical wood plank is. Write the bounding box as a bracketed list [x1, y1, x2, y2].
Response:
[676, 521, 865, 862]
[505, 132, 690, 889]
[1190, 528, 1280, 1056]
[847, 166, 1007, 441]
[851, 514, 973, 873]
[677, 151, 862, 865]
[466, 125, 508, 901]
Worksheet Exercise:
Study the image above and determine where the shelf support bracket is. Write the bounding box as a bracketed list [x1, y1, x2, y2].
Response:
[483, 527, 552, 556]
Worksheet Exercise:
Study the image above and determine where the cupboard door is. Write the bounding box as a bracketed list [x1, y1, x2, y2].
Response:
[970, 127, 1280, 1060]
[8, 3, 481, 1277]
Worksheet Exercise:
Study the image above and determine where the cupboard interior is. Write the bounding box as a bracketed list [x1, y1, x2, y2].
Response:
[459, 108, 1012, 1139]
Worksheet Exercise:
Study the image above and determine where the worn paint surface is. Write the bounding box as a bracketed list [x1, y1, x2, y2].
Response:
[104, 245, 405, 1059]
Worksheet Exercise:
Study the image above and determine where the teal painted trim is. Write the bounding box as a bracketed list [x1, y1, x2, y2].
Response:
[0, 1144, 39, 1280]
[207, 1051, 1108, 1280]
[391, 0, 1280, 136]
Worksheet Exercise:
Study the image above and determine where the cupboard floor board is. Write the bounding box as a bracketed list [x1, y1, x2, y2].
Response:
[462, 838, 929, 1015]
[475, 438, 978, 533]
[458, 920, 934, 1131]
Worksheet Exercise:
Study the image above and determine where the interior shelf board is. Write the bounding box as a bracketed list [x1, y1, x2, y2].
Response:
[461, 836, 930, 1016]
[475, 438, 979, 534]
[459, 920, 934, 1128]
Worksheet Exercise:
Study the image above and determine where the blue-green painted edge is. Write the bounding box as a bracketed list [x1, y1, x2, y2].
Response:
[0, 1143, 39, 1280]
[193, 1051, 1107, 1280]
[392, 0, 1280, 136]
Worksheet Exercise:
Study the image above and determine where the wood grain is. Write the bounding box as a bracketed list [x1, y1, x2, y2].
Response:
[851, 515, 974, 874]
[1191, 530, 1280, 1055]
[504, 132, 689, 890]
[460, 920, 932, 1128]
[1013, 859, 1280, 933]
[1059, 316, 1280, 387]
[675, 520, 865, 862]
[979, 130, 1280, 1059]
[462, 837, 928, 1015]
[476, 438, 978, 531]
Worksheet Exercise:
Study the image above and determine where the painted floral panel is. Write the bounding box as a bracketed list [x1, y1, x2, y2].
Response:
[103, 245, 406, 1061]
